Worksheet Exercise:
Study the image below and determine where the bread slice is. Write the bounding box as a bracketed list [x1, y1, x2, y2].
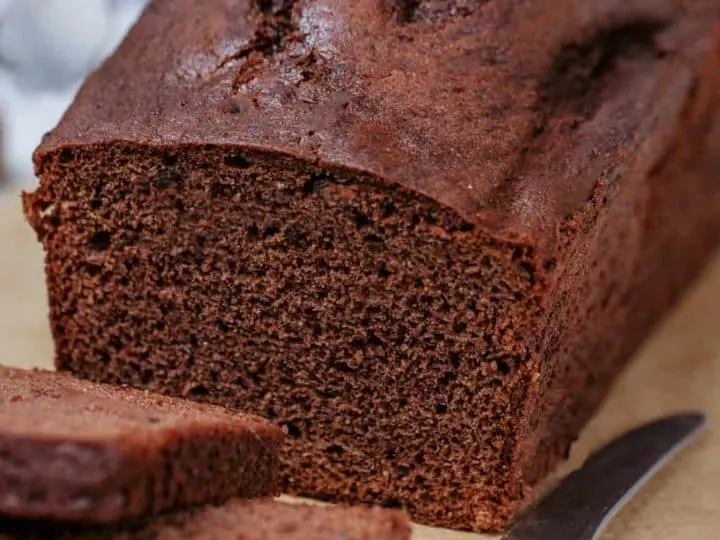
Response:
[0, 499, 410, 540]
[0, 499, 411, 540]
[0, 365, 283, 523]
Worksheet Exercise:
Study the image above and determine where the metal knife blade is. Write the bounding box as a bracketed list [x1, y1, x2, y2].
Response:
[503, 413, 707, 540]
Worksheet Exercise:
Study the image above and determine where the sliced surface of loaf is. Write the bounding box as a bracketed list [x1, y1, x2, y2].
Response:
[23, 0, 720, 531]
[0, 499, 411, 540]
[0, 365, 283, 523]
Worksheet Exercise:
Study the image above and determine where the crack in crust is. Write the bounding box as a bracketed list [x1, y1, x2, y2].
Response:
[387, 0, 482, 24]
[214, 0, 300, 88]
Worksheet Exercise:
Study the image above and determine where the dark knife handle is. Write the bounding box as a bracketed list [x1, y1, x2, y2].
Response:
[503, 413, 706, 540]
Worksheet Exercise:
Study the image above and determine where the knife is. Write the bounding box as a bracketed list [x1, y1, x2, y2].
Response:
[503, 413, 707, 540]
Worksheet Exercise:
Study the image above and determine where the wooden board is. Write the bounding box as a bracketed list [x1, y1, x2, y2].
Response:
[2, 191, 719, 539]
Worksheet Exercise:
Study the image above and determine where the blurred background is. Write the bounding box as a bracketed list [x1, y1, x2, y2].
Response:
[0, 0, 149, 190]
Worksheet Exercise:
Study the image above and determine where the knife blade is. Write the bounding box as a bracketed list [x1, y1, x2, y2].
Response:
[503, 413, 707, 540]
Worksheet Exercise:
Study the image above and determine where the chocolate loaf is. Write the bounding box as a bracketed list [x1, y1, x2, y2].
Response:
[0, 365, 283, 523]
[0, 500, 411, 540]
[23, 0, 720, 531]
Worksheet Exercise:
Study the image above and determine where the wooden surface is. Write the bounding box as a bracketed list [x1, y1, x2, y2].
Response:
[1, 190, 719, 539]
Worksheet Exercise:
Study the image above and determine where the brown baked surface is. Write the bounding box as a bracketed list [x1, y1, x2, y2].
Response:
[23, 0, 720, 531]
[0, 499, 411, 540]
[0, 365, 283, 523]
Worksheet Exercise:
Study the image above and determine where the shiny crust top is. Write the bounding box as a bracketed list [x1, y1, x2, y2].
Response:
[36, 0, 719, 242]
